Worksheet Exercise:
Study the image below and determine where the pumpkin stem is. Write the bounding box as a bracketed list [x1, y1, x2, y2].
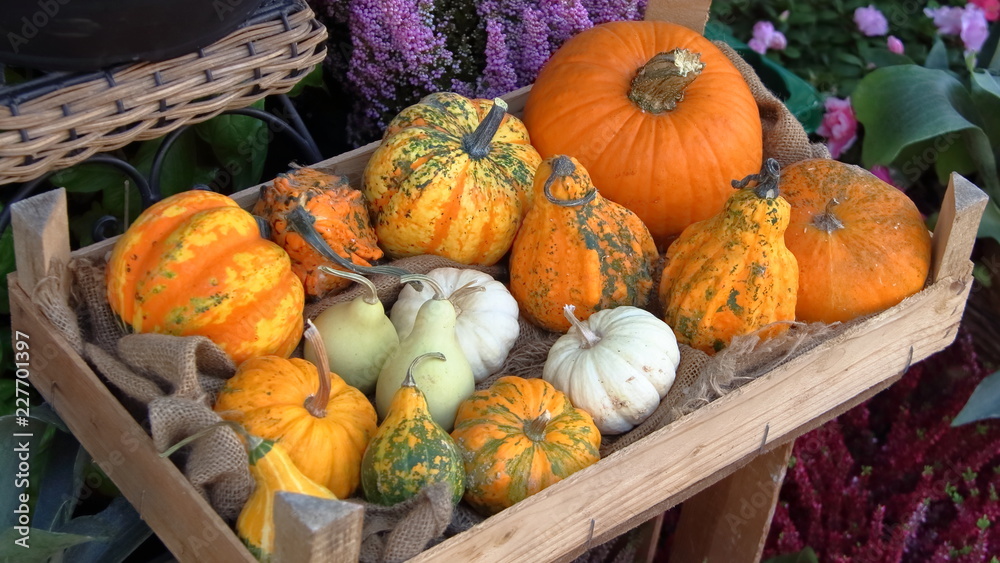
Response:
[253, 215, 272, 239]
[544, 156, 598, 207]
[303, 320, 332, 418]
[286, 206, 413, 278]
[628, 49, 705, 114]
[448, 280, 486, 315]
[562, 305, 601, 348]
[462, 98, 508, 159]
[524, 410, 552, 442]
[400, 273, 448, 300]
[813, 198, 846, 233]
[404, 352, 447, 389]
[732, 158, 781, 199]
[318, 265, 380, 305]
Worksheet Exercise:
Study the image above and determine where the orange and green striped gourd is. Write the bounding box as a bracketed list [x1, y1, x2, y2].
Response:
[214, 323, 378, 499]
[361, 352, 465, 506]
[362, 92, 541, 265]
[509, 155, 659, 332]
[253, 167, 383, 298]
[450, 376, 601, 515]
[659, 159, 799, 353]
[105, 190, 304, 364]
[237, 434, 337, 562]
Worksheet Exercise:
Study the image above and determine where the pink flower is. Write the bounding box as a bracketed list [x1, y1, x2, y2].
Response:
[925, 6, 965, 35]
[748, 21, 788, 54]
[961, 4, 990, 52]
[887, 35, 904, 54]
[854, 5, 889, 36]
[816, 97, 857, 159]
[969, 0, 1000, 21]
[870, 165, 899, 188]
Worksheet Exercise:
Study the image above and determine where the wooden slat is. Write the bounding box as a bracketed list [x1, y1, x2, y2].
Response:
[10, 188, 70, 296]
[644, 0, 714, 32]
[670, 441, 794, 563]
[7, 279, 256, 563]
[273, 493, 364, 563]
[931, 173, 990, 283]
[409, 267, 973, 563]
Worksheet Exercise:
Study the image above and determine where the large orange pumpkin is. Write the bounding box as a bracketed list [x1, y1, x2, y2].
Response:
[523, 20, 762, 247]
[779, 159, 932, 323]
[106, 190, 304, 364]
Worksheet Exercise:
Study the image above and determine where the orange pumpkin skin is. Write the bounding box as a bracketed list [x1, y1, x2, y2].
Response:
[214, 355, 378, 499]
[509, 156, 659, 333]
[106, 190, 303, 364]
[779, 159, 931, 323]
[523, 20, 762, 248]
[363, 92, 541, 265]
[450, 376, 600, 515]
[253, 168, 383, 298]
[659, 162, 798, 353]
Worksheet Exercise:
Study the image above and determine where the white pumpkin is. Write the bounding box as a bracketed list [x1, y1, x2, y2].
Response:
[390, 267, 519, 382]
[543, 305, 679, 435]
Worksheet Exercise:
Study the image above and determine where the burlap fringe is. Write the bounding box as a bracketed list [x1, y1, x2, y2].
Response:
[25, 41, 842, 560]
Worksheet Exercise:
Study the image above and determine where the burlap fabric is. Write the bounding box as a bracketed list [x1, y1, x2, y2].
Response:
[26, 40, 839, 561]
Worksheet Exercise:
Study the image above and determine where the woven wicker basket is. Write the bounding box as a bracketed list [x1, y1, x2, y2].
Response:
[0, 0, 327, 186]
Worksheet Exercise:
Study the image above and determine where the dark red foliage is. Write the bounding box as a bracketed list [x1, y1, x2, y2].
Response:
[763, 329, 1000, 562]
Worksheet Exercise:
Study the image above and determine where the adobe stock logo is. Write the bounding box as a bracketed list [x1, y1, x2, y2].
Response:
[5, 0, 72, 54]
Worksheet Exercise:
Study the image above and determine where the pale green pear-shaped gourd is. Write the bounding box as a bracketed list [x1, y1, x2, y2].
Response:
[305, 267, 399, 395]
[375, 274, 475, 431]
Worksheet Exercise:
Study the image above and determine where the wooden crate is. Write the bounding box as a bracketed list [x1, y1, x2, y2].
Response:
[8, 1, 990, 561]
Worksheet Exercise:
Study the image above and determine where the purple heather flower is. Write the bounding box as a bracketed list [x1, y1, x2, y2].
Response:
[925, 6, 965, 35]
[749, 21, 788, 54]
[816, 97, 857, 159]
[479, 17, 519, 98]
[854, 5, 889, 36]
[961, 4, 990, 52]
[887, 35, 904, 54]
[519, 6, 550, 79]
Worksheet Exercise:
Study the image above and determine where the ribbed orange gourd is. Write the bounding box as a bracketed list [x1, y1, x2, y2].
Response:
[659, 159, 799, 353]
[253, 168, 382, 297]
[778, 159, 931, 323]
[105, 190, 303, 364]
[362, 92, 541, 265]
[451, 376, 601, 515]
[523, 20, 762, 248]
[509, 155, 659, 332]
[214, 323, 377, 498]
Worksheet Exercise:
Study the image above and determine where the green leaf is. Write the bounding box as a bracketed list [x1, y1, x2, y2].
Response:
[29, 431, 82, 531]
[976, 201, 1000, 244]
[763, 547, 820, 563]
[287, 65, 326, 97]
[952, 370, 1000, 426]
[970, 70, 1000, 148]
[853, 65, 998, 195]
[59, 497, 151, 563]
[926, 38, 951, 70]
[133, 130, 202, 197]
[49, 164, 128, 195]
[0, 527, 96, 562]
[195, 99, 267, 190]
[0, 381, 14, 417]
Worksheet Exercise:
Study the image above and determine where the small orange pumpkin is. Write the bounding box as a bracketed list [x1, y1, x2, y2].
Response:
[524, 20, 763, 248]
[253, 168, 383, 297]
[509, 155, 658, 332]
[778, 159, 931, 323]
[105, 190, 303, 364]
[450, 376, 600, 515]
[659, 159, 798, 353]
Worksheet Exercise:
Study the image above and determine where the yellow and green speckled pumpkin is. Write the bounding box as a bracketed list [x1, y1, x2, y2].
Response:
[509, 155, 659, 332]
[362, 92, 541, 265]
[106, 190, 304, 364]
[253, 168, 383, 298]
[361, 353, 465, 506]
[214, 324, 378, 499]
[237, 435, 337, 562]
[450, 376, 601, 515]
[659, 159, 799, 353]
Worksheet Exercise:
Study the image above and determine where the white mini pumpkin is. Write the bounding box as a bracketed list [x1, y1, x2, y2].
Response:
[390, 267, 520, 382]
[543, 305, 680, 434]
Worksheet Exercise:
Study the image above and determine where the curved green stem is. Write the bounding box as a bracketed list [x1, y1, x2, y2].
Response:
[732, 158, 781, 199]
[303, 320, 330, 418]
[403, 352, 447, 389]
[400, 273, 448, 300]
[462, 98, 508, 159]
[544, 156, 597, 207]
[318, 265, 380, 305]
[563, 304, 601, 349]
[286, 206, 412, 278]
